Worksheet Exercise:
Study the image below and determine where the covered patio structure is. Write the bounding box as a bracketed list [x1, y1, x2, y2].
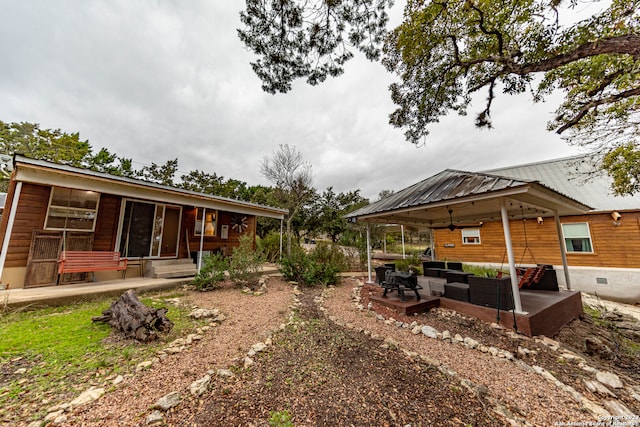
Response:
[346, 170, 592, 336]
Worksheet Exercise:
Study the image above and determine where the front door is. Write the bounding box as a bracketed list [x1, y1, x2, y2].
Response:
[118, 200, 181, 258]
[24, 231, 63, 288]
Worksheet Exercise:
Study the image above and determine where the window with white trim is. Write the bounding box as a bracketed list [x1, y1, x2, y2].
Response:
[561, 222, 593, 253]
[45, 187, 100, 231]
[461, 228, 481, 244]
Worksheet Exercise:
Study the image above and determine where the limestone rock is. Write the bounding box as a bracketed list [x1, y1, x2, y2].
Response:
[463, 337, 479, 349]
[596, 371, 624, 389]
[146, 410, 164, 425]
[604, 400, 635, 416]
[583, 379, 616, 397]
[248, 342, 267, 356]
[136, 360, 153, 371]
[217, 369, 234, 378]
[421, 326, 438, 339]
[190, 375, 211, 396]
[113, 375, 124, 385]
[155, 391, 181, 411]
[188, 308, 220, 319]
[244, 357, 255, 369]
[69, 387, 105, 408]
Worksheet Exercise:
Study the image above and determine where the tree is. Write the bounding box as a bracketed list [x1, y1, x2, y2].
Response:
[239, 0, 640, 194]
[261, 144, 314, 255]
[87, 148, 136, 177]
[0, 120, 92, 166]
[137, 158, 178, 186]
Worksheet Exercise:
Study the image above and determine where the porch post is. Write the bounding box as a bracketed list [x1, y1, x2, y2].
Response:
[197, 208, 206, 272]
[366, 223, 372, 283]
[429, 229, 435, 260]
[401, 225, 406, 259]
[279, 219, 284, 260]
[500, 198, 524, 313]
[553, 210, 572, 290]
[0, 182, 22, 283]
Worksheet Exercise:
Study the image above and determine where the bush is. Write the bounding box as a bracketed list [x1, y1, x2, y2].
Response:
[191, 253, 229, 291]
[229, 234, 265, 288]
[280, 243, 347, 287]
[395, 253, 423, 275]
[257, 231, 281, 263]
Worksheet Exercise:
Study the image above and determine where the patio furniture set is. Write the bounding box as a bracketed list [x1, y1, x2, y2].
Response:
[376, 261, 559, 311]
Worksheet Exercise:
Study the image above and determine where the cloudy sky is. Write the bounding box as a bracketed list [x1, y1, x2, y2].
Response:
[0, 1, 586, 200]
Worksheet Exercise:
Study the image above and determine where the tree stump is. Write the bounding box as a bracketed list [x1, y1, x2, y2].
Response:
[92, 289, 174, 342]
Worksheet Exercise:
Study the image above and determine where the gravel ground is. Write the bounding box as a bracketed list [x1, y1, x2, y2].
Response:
[34, 275, 636, 426]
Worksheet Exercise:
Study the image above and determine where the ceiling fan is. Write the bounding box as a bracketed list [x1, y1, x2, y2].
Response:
[431, 209, 483, 231]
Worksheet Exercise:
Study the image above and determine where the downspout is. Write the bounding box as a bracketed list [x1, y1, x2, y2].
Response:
[197, 208, 206, 272]
[0, 182, 22, 283]
[366, 223, 372, 283]
[554, 210, 572, 290]
[500, 198, 524, 314]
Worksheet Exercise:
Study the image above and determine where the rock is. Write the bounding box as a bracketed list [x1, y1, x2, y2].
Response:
[188, 308, 220, 319]
[421, 326, 438, 339]
[596, 371, 624, 389]
[27, 421, 42, 427]
[112, 375, 124, 385]
[69, 387, 105, 408]
[146, 410, 164, 425]
[14, 368, 27, 375]
[453, 334, 464, 343]
[136, 361, 153, 371]
[44, 410, 64, 423]
[217, 369, 234, 378]
[583, 379, 616, 397]
[164, 347, 183, 354]
[190, 375, 211, 396]
[559, 353, 584, 363]
[154, 391, 181, 411]
[244, 357, 254, 369]
[490, 323, 504, 330]
[248, 342, 267, 356]
[488, 347, 499, 356]
[604, 400, 635, 416]
[384, 338, 399, 348]
[463, 337, 479, 349]
[53, 413, 68, 424]
[441, 330, 451, 340]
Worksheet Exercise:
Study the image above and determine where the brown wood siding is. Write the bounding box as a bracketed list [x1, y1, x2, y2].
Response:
[434, 212, 640, 268]
[93, 194, 121, 251]
[178, 207, 257, 258]
[3, 183, 50, 268]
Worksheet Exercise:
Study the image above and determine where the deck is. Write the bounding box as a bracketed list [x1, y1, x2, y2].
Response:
[369, 286, 582, 337]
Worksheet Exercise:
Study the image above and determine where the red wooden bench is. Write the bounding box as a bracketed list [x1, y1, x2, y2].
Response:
[58, 251, 128, 284]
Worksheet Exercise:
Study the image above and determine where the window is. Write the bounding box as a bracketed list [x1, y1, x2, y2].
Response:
[462, 228, 481, 244]
[194, 208, 217, 237]
[45, 187, 100, 231]
[562, 223, 593, 253]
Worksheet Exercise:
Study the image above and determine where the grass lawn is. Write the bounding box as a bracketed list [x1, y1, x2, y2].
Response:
[0, 290, 204, 423]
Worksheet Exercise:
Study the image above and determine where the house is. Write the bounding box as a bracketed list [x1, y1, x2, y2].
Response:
[0, 155, 287, 289]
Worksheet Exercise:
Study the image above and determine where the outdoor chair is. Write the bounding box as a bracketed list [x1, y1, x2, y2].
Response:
[381, 271, 422, 302]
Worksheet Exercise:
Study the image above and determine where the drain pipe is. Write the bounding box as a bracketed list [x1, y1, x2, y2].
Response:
[0, 182, 22, 284]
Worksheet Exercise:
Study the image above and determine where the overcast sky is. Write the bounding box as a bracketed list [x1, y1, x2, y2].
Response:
[0, 1, 588, 201]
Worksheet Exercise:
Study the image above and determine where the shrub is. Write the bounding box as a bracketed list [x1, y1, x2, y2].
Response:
[191, 253, 229, 291]
[229, 234, 265, 288]
[280, 243, 347, 287]
[395, 253, 423, 275]
[257, 231, 281, 263]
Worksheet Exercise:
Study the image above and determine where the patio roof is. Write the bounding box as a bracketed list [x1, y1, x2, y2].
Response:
[346, 169, 592, 228]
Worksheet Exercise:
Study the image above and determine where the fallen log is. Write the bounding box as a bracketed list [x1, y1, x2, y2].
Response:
[92, 289, 173, 342]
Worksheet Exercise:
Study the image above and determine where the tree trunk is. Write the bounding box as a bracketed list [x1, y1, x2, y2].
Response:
[92, 289, 173, 342]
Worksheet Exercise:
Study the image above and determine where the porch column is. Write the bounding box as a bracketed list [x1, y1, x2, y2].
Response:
[553, 210, 572, 290]
[366, 223, 372, 283]
[500, 198, 524, 313]
[0, 182, 22, 283]
[279, 219, 284, 260]
[429, 229, 435, 260]
[401, 225, 406, 259]
[197, 208, 206, 272]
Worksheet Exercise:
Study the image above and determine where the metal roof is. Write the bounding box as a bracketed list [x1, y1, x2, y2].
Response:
[11, 155, 287, 219]
[484, 154, 640, 212]
[346, 169, 591, 228]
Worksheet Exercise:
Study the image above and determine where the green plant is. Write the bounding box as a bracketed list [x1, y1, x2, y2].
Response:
[269, 409, 294, 427]
[396, 253, 422, 275]
[280, 243, 347, 287]
[257, 231, 282, 263]
[229, 234, 265, 288]
[191, 253, 229, 291]
[462, 264, 502, 278]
